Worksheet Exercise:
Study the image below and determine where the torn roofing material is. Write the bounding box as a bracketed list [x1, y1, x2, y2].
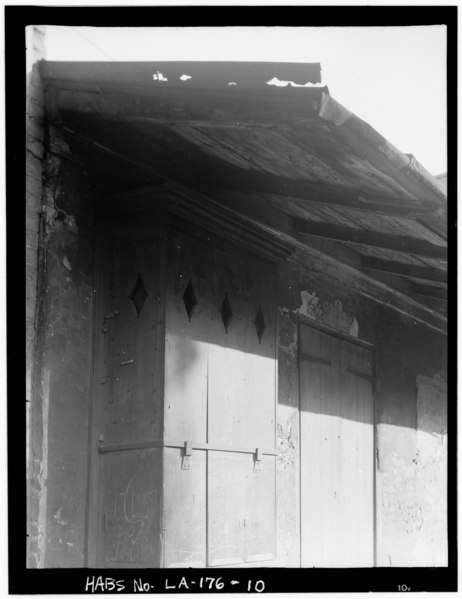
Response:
[40, 60, 322, 92]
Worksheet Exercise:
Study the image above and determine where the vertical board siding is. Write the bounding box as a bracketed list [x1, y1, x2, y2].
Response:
[91, 221, 277, 568]
[90, 226, 165, 567]
[162, 232, 211, 567]
[300, 323, 374, 567]
[103, 234, 163, 446]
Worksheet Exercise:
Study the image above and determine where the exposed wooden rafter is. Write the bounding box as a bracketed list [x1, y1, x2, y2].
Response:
[412, 284, 448, 301]
[363, 257, 447, 283]
[295, 220, 447, 260]
[58, 124, 161, 181]
[416, 217, 447, 242]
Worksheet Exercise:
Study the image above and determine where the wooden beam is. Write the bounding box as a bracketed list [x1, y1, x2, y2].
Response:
[58, 124, 163, 181]
[416, 217, 447, 242]
[295, 220, 447, 260]
[56, 87, 323, 129]
[412, 284, 447, 301]
[363, 257, 447, 283]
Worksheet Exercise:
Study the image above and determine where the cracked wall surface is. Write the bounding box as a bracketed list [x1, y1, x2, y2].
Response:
[376, 374, 447, 566]
[28, 122, 96, 567]
[26, 25, 47, 568]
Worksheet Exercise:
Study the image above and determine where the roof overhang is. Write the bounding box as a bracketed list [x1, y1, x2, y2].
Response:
[38, 60, 448, 333]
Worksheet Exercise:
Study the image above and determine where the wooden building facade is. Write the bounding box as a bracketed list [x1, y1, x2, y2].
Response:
[26, 56, 448, 569]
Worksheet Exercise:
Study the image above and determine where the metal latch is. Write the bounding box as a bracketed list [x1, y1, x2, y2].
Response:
[253, 447, 263, 473]
[182, 440, 192, 470]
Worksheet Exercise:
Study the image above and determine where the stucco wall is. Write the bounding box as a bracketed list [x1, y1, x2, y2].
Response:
[276, 259, 447, 567]
[26, 25, 46, 568]
[28, 128, 96, 567]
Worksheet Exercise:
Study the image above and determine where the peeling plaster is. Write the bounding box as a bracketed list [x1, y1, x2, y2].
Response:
[279, 339, 297, 358]
[295, 290, 323, 320]
[278, 307, 298, 358]
[376, 373, 448, 567]
[294, 290, 359, 337]
[44, 206, 79, 234]
[277, 421, 297, 471]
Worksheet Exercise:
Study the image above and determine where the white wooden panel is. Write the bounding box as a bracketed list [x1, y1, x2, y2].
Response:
[163, 447, 207, 567]
[207, 451, 276, 566]
[163, 231, 277, 568]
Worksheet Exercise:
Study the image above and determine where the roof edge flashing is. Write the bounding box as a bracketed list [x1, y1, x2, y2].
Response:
[318, 92, 353, 126]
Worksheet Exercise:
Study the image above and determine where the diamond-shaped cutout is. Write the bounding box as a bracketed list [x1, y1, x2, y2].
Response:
[220, 294, 233, 333]
[182, 280, 197, 321]
[254, 305, 266, 343]
[129, 274, 149, 317]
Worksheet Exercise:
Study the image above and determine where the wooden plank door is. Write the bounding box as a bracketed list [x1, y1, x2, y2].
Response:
[299, 323, 374, 567]
[206, 243, 277, 567]
[88, 224, 165, 567]
[162, 231, 277, 567]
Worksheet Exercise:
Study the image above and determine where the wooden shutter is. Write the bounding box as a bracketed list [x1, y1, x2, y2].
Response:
[299, 322, 374, 567]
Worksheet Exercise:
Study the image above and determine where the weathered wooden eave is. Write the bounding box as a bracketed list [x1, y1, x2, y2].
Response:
[39, 61, 447, 332]
[40, 60, 446, 215]
[53, 117, 439, 221]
